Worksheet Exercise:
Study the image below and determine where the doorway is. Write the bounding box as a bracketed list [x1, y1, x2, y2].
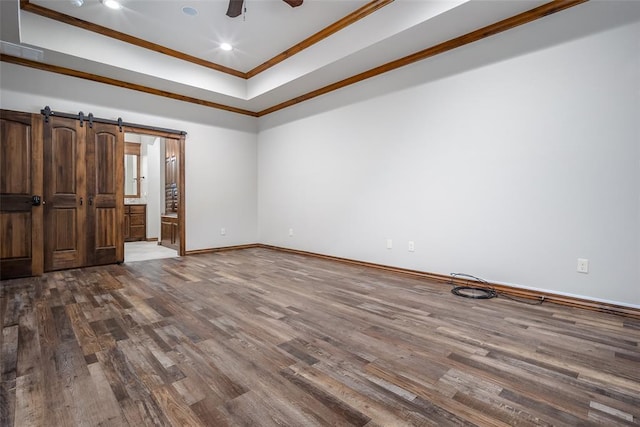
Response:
[122, 128, 185, 263]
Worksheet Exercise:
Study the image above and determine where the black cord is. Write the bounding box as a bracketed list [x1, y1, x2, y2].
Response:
[451, 286, 497, 299]
[497, 292, 545, 305]
[449, 273, 497, 299]
[449, 273, 545, 305]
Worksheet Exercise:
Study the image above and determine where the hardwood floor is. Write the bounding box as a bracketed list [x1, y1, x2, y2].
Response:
[1, 247, 639, 426]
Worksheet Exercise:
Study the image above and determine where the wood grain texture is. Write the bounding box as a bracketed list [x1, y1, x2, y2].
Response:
[0, 111, 43, 279]
[1, 247, 638, 426]
[85, 122, 124, 265]
[177, 135, 186, 257]
[260, 244, 640, 320]
[43, 116, 86, 272]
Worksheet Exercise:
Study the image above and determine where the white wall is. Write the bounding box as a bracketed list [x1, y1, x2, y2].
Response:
[257, 14, 640, 307]
[0, 62, 258, 251]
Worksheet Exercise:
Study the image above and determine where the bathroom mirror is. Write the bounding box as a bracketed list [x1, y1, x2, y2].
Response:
[124, 142, 140, 198]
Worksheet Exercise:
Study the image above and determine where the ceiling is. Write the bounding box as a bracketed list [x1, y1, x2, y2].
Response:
[0, 0, 590, 116]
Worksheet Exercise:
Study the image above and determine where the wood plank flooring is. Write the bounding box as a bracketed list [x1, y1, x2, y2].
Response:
[1, 247, 639, 426]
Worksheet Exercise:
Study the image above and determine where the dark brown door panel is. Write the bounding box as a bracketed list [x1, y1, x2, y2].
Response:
[0, 110, 43, 279]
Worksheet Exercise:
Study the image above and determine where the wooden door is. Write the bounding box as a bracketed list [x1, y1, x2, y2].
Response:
[160, 136, 182, 253]
[0, 111, 44, 279]
[127, 205, 146, 242]
[164, 139, 177, 213]
[86, 122, 123, 266]
[43, 116, 86, 271]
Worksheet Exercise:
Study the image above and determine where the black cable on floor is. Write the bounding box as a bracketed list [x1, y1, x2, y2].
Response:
[449, 273, 544, 305]
[451, 285, 497, 299]
[497, 292, 545, 305]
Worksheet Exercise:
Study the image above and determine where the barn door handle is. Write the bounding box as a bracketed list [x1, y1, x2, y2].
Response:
[80, 197, 83, 206]
[88, 196, 93, 206]
[31, 195, 41, 206]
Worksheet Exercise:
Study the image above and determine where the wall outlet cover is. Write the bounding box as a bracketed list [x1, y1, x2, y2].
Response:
[577, 258, 589, 274]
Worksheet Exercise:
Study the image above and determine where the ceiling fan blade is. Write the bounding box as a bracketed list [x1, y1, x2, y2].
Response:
[226, 0, 244, 17]
[282, 0, 303, 7]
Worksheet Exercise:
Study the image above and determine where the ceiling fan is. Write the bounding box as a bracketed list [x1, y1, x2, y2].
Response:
[226, 0, 303, 18]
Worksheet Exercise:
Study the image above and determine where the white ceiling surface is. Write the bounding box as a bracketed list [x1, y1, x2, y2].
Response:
[3, 0, 560, 112]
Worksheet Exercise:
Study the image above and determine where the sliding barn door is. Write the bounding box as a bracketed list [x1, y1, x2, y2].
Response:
[0, 111, 44, 279]
[43, 117, 124, 270]
[86, 122, 124, 265]
[3, 109, 125, 277]
[43, 116, 87, 271]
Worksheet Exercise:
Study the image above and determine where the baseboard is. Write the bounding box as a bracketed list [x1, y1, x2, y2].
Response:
[257, 244, 640, 320]
[146, 237, 158, 242]
[184, 243, 261, 256]
[181, 243, 639, 319]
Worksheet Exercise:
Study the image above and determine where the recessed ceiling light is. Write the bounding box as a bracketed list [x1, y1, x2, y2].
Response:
[182, 6, 198, 16]
[220, 43, 233, 51]
[100, 0, 122, 10]
[69, 0, 84, 6]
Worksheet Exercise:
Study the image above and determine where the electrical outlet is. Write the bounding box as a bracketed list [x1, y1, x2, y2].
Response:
[386, 239, 393, 249]
[220, 227, 226, 236]
[577, 258, 589, 274]
[408, 241, 415, 252]
[289, 228, 294, 237]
